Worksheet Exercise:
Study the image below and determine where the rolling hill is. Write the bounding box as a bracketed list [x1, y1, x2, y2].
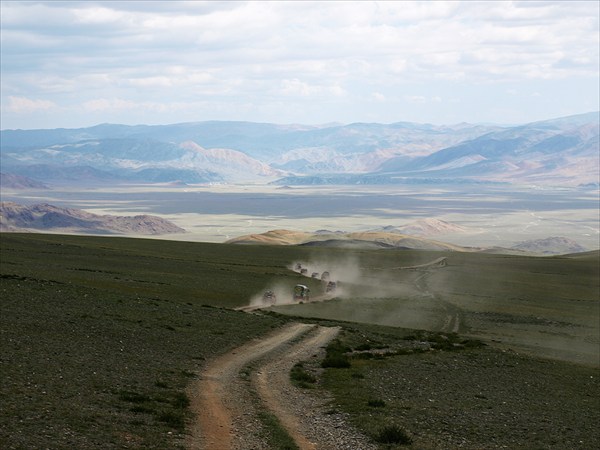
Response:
[0, 202, 185, 235]
[226, 229, 471, 251]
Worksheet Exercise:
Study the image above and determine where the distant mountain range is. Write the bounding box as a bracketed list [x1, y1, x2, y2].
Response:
[0, 173, 49, 190]
[0, 202, 185, 235]
[511, 237, 587, 255]
[1, 112, 597, 186]
[368, 219, 469, 236]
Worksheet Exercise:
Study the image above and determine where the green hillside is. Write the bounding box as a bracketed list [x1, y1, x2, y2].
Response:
[1, 233, 598, 449]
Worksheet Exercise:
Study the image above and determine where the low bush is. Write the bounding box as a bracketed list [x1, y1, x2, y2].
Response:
[322, 339, 352, 368]
[375, 424, 412, 445]
[367, 399, 386, 407]
[290, 362, 317, 388]
[328, 339, 352, 354]
[355, 343, 373, 351]
[118, 390, 151, 403]
[322, 352, 351, 368]
[172, 392, 190, 409]
[155, 410, 186, 430]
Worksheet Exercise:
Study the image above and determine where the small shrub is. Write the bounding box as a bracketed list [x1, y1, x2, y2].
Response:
[395, 348, 414, 355]
[129, 419, 145, 426]
[156, 409, 186, 429]
[172, 392, 190, 409]
[322, 339, 352, 368]
[355, 343, 373, 351]
[118, 390, 151, 403]
[327, 339, 352, 354]
[180, 369, 196, 378]
[153, 395, 171, 404]
[462, 338, 486, 348]
[155, 380, 169, 388]
[290, 363, 317, 387]
[351, 372, 365, 379]
[322, 353, 351, 368]
[375, 425, 412, 445]
[130, 405, 154, 414]
[367, 399, 386, 407]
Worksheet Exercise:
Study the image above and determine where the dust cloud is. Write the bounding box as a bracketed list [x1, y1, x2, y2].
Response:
[248, 281, 303, 308]
[246, 255, 428, 310]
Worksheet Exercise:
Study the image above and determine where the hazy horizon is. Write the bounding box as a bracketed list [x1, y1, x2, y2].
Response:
[1, 1, 598, 129]
[2, 110, 600, 133]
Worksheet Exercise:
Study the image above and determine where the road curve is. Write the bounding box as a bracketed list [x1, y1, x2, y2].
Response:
[187, 323, 315, 449]
[187, 322, 342, 450]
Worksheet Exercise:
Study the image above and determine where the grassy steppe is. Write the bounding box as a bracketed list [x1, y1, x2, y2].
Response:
[0, 233, 296, 448]
[1, 233, 599, 449]
[318, 325, 599, 449]
[273, 249, 600, 366]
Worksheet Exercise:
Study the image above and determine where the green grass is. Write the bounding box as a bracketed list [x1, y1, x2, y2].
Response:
[321, 327, 600, 449]
[271, 249, 600, 366]
[0, 232, 332, 308]
[0, 233, 299, 448]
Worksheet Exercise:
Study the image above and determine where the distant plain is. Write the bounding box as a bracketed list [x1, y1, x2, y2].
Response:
[3, 182, 599, 250]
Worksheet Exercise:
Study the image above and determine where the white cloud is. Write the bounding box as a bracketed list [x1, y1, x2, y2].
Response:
[278, 79, 346, 98]
[1, 1, 598, 127]
[404, 95, 443, 105]
[83, 98, 133, 112]
[279, 79, 317, 97]
[82, 98, 188, 114]
[6, 96, 57, 114]
[405, 95, 427, 104]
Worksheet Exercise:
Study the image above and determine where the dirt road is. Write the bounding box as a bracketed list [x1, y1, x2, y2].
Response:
[413, 266, 463, 334]
[187, 322, 374, 450]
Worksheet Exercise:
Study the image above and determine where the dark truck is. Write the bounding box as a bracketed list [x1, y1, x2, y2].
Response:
[293, 284, 310, 302]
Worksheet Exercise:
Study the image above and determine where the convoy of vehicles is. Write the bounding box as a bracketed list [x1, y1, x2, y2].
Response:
[290, 264, 337, 302]
[258, 264, 338, 306]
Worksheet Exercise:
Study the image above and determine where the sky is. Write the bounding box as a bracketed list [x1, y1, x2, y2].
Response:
[1, 1, 599, 130]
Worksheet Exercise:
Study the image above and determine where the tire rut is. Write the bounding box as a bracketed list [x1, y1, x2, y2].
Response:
[187, 322, 314, 450]
[188, 322, 358, 450]
[254, 326, 340, 450]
